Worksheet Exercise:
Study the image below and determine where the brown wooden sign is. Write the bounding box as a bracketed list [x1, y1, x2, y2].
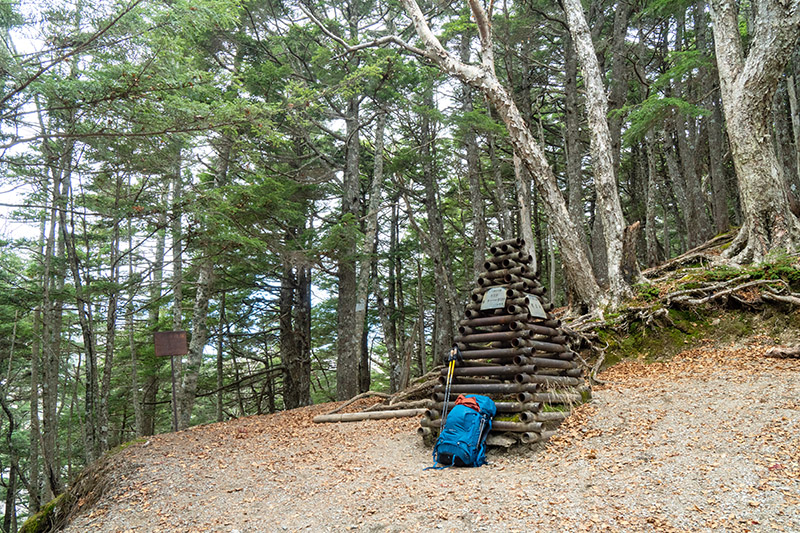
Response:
[153, 331, 188, 357]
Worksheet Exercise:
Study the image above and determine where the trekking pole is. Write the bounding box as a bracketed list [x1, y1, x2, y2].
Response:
[438, 346, 462, 436]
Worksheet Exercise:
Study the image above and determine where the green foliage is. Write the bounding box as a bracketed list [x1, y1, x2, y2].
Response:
[623, 96, 707, 143]
[634, 282, 660, 302]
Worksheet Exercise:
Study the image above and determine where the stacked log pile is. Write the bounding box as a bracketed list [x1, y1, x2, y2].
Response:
[419, 237, 590, 446]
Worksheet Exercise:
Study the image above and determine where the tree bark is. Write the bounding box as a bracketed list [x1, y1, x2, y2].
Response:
[98, 173, 122, 454]
[419, 84, 460, 365]
[460, 33, 487, 280]
[709, 0, 800, 262]
[336, 93, 362, 400]
[353, 110, 386, 393]
[564, 31, 584, 236]
[787, 73, 800, 192]
[645, 131, 662, 267]
[178, 257, 213, 429]
[563, 0, 630, 305]
[400, 0, 604, 311]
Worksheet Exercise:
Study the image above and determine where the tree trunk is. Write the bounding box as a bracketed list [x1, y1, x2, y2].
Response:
[216, 291, 226, 422]
[710, 0, 800, 262]
[178, 257, 213, 429]
[336, 94, 362, 401]
[787, 73, 800, 192]
[773, 80, 798, 192]
[141, 177, 168, 436]
[607, 0, 632, 177]
[29, 304, 41, 514]
[419, 84, 460, 365]
[98, 174, 122, 454]
[353, 110, 386, 393]
[400, 0, 604, 311]
[563, 0, 630, 305]
[564, 31, 585, 236]
[487, 113, 513, 239]
[645, 132, 662, 267]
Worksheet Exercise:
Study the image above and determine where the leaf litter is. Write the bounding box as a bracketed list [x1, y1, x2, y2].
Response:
[63, 340, 799, 532]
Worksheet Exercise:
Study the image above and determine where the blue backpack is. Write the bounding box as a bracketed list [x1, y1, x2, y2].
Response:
[431, 394, 496, 468]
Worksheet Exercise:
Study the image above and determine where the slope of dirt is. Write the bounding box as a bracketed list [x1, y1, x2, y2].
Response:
[61, 338, 799, 533]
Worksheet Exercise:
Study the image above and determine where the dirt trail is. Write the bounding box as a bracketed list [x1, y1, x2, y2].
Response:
[62, 340, 799, 533]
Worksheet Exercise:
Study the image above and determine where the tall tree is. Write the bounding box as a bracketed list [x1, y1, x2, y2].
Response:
[399, 0, 605, 311]
[709, 0, 800, 261]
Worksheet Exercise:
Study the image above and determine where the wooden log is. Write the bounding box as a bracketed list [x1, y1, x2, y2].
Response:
[431, 401, 541, 414]
[433, 383, 541, 394]
[420, 417, 543, 433]
[535, 411, 569, 422]
[519, 391, 583, 404]
[514, 356, 577, 369]
[455, 330, 529, 344]
[457, 346, 533, 360]
[491, 237, 525, 249]
[440, 364, 539, 378]
[514, 373, 582, 386]
[313, 408, 427, 423]
[459, 314, 528, 328]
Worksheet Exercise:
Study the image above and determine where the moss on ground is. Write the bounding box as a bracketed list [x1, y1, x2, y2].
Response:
[597, 305, 800, 372]
[19, 493, 72, 533]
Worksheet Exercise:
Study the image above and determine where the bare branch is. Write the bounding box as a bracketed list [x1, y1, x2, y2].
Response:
[467, 0, 495, 70]
[297, 4, 426, 58]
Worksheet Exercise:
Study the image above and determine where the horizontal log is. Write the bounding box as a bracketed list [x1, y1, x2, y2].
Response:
[513, 356, 577, 369]
[523, 392, 583, 404]
[433, 383, 541, 395]
[442, 376, 503, 385]
[459, 314, 528, 328]
[313, 408, 427, 424]
[517, 374, 582, 386]
[512, 339, 567, 352]
[491, 237, 525, 249]
[456, 346, 533, 360]
[420, 417, 543, 433]
[535, 411, 569, 422]
[509, 322, 561, 337]
[455, 330, 529, 344]
[507, 281, 540, 292]
[440, 364, 540, 378]
[431, 401, 541, 414]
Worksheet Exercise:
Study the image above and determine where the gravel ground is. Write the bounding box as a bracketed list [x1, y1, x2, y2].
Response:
[62, 340, 799, 533]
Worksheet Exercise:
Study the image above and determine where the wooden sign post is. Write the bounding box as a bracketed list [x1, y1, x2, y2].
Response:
[154, 331, 188, 432]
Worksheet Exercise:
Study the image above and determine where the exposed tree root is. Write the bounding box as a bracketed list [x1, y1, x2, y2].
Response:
[765, 346, 800, 359]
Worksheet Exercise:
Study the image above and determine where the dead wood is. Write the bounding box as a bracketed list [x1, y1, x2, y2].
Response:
[363, 399, 432, 412]
[765, 346, 800, 359]
[643, 233, 733, 279]
[312, 409, 427, 424]
[763, 291, 800, 306]
[388, 370, 441, 405]
[321, 391, 391, 416]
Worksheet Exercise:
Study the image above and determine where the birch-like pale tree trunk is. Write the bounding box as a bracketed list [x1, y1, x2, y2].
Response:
[709, 0, 800, 262]
[562, 0, 631, 304]
[399, 0, 604, 310]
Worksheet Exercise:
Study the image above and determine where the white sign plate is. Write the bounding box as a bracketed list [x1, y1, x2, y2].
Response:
[526, 294, 548, 319]
[480, 287, 507, 310]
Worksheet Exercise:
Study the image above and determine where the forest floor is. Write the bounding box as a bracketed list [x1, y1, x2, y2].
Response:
[59, 335, 800, 533]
